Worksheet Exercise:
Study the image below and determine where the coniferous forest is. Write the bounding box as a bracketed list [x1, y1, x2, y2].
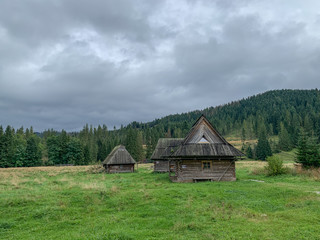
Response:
[1, 89, 320, 167]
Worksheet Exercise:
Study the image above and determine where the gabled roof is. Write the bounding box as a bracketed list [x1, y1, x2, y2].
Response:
[103, 145, 136, 165]
[183, 115, 228, 144]
[175, 115, 244, 157]
[150, 115, 244, 159]
[151, 138, 184, 159]
[171, 143, 244, 157]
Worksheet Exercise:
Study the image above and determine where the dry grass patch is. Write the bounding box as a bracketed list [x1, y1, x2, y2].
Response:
[136, 163, 153, 171]
[294, 167, 320, 181]
[110, 185, 119, 193]
[237, 161, 267, 172]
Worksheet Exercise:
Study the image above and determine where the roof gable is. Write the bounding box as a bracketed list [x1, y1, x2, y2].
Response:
[150, 115, 244, 159]
[183, 115, 227, 144]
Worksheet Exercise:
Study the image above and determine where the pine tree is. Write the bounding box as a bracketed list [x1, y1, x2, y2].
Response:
[126, 128, 144, 162]
[255, 129, 272, 160]
[136, 131, 145, 161]
[1, 126, 15, 167]
[59, 130, 69, 164]
[97, 139, 107, 162]
[46, 135, 61, 165]
[83, 144, 90, 165]
[65, 138, 84, 165]
[13, 133, 26, 167]
[278, 122, 292, 151]
[296, 132, 320, 168]
[25, 135, 41, 167]
[246, 145, 253, 159]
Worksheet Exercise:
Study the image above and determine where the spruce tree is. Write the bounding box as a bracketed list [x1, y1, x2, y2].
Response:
[13, 134, 26, 167]
[126, 128, 144, 162]
[59, 130, 69, 164]
[255, 129, 272, 160]
[278, 122, 292, 151]
[246, 145, 253, 159]
[66, 138, 84, 165]
[25, 135, 41, 167]
[2, 126, 15, 167]
[296, 132, 320, 168]
[83, 144, 90, 165]
[46, 135, 61, 165]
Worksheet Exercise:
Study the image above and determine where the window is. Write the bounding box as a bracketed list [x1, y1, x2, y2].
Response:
[198, 136, 209, 143]
[202, 161, 211, 170]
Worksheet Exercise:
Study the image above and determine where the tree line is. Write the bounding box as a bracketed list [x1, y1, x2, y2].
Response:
[0, 124, 145, 167]
[1, 89, 320, 167]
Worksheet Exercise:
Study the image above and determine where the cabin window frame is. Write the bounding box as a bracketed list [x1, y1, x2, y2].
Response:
[202, 161, 212, 170]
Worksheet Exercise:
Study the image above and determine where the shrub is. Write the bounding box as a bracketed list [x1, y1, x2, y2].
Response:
[265, 156, 287, 176]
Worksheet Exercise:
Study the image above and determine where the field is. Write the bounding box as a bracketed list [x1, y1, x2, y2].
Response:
[1, 161, 320, 240]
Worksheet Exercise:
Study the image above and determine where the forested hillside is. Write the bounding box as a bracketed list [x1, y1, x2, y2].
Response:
[1, 89, 320, 167]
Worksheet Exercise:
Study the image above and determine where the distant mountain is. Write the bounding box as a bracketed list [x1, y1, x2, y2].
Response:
[129, 89, 320, 140]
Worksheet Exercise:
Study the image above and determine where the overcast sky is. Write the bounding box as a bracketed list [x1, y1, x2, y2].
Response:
[1, 0, 320, 131]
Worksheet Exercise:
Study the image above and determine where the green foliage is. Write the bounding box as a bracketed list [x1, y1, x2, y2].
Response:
[1, 126, 15, 167]
[25, 135, 41, 167]
[126, 128, 144, 162]
[296, 132, 320, 168]
[46, 135, 61, 165]
[246, 145, 253, 159]
[278, 122, 293, 151]
[13, 133, 26, 167]
[65, 138, 84, 165]
[255, 130, 272, 160]
[265, 156, 287, 176]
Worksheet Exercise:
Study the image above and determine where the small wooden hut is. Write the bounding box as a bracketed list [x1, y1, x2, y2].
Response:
[151, 115, 244, 182]
[102, 145, 136, 173]
[151, 138, 183, 172]
[169, 115, 244, 182]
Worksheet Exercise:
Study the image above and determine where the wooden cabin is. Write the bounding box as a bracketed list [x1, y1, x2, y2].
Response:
[152, 115, 244, 182]
[102, 145, 136, 173]
[151, 138, 183, 172]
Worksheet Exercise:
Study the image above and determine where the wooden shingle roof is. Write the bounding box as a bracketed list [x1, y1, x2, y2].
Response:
[150, 115, 244, 159]
[103, 145, 136, 165]
[171, 143, 244, 157]
[150, 138, 184, 160]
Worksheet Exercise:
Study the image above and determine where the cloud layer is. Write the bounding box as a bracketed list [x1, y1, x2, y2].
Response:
[1, 0, 320, 131]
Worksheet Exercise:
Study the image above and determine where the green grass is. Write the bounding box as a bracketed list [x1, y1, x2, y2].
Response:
[273, 149, 297, 163]
[0, 162, 319, 240]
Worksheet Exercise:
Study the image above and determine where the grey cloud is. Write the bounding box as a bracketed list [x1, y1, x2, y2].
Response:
[0, 0, 320, 131]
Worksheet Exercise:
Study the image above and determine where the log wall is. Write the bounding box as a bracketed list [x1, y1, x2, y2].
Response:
[154, 160, 176, 173]
[154, 160, 169, 172]
[170, 159, 235, 182]
[107, 164, 135, 173]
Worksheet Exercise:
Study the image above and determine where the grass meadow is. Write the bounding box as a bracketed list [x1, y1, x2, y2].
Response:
[0, 160, 319, 240]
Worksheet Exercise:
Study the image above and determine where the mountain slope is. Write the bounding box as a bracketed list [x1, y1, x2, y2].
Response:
[130, 89, 320, 143]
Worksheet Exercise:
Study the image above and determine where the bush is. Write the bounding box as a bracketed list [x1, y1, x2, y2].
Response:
[265, 156, 287, 176]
